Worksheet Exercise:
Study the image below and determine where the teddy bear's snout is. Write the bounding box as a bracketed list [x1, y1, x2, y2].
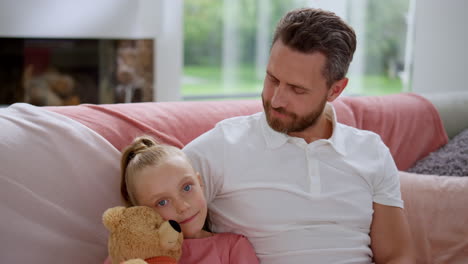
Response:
[168, 220, 181, 233]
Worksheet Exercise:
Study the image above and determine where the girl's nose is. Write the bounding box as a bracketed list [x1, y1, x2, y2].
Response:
[174, 198, 190, 214]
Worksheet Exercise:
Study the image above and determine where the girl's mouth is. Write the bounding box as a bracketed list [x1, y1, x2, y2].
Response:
[180, 212, 199, 224]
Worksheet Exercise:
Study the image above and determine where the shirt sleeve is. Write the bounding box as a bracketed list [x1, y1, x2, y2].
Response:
[229, 235, 260, 264]
[103, 256, 111, 264]
[183, 124, 225, 204]
[372, 142, 404, 208]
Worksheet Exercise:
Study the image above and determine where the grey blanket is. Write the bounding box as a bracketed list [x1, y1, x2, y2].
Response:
[407, 128, 468, 176]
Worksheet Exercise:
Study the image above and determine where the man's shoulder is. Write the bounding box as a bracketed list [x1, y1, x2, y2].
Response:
[336, 122, 387, 155]
[217, 112, 263, 127]
[184, 112, 263, 151]
[337, 122, 382, 141]
[212, 112, 263, 135]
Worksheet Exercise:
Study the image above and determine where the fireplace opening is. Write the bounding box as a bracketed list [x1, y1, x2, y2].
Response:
[0, 38, 154, 106]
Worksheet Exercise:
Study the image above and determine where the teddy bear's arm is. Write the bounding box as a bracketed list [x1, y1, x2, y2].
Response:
[122, 259, 148, 264]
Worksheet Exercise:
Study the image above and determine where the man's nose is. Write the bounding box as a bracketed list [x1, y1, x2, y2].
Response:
[271, 84, 287, 109]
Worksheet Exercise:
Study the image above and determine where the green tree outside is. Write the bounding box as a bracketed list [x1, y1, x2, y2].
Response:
[182, 0, 410, 99]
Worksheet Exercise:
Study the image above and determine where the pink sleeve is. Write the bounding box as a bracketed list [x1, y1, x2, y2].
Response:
[103, 256, 111, 264]
[229, 235, 259, 264]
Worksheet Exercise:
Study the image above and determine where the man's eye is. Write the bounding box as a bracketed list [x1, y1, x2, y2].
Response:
[157, 200, 168, 207]
[293, 87, 306, 94]
[268, 75, 279, 83]
[183, 184, 192, 192]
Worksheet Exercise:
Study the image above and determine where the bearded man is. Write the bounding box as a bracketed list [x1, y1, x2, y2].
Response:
[184, 8, 414, 264]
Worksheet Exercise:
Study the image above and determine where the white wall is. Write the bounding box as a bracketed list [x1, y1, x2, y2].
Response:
[0, 0, 183, 101]
[0, 0, 150, 38]
[411, 0, 468, 93]
[154, 0, 183, 102]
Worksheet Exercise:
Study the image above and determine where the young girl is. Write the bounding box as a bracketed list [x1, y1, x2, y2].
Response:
[105, 135, 259, 264]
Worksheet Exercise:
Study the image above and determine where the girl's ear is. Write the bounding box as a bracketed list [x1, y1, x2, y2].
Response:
[196, 172, 204, 186]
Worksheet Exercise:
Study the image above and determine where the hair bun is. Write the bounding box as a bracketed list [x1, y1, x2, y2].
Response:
[140, 137, 155, 147]
[133, 135, 157, 148]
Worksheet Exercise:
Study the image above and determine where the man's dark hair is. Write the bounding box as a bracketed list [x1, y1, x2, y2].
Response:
[272, 8, 356, 87]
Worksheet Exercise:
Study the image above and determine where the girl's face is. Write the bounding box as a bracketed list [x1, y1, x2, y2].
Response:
[132, 155, 209, 239]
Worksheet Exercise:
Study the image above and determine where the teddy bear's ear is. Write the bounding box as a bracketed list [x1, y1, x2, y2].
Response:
[102, 206, 126, 232]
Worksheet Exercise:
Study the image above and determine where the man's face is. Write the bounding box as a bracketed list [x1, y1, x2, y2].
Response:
[262, 40, 331, 134]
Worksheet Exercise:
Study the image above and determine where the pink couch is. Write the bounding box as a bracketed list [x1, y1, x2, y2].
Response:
[1, 92, 467, 263]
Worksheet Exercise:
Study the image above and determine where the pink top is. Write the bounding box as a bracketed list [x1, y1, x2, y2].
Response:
[103, 233, 259, 264]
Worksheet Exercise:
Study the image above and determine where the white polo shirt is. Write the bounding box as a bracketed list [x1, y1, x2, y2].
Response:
[183, 103, 403, 264]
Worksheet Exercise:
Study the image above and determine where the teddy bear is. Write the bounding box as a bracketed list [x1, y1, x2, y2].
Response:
[102, 206, 184, 264]
[22, 65, 80, 106]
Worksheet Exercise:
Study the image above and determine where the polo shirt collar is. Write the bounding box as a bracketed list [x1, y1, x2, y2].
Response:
[324, 103, 347, 156]
[260, 112, 289, 149]
[261, 103, 347, 155]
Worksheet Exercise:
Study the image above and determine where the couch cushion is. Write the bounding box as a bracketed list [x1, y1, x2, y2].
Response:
[400, 171, 468, 263]
[0, 103, 121, 263]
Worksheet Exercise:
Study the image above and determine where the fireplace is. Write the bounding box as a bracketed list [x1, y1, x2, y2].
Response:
[0, 38, 154, 106]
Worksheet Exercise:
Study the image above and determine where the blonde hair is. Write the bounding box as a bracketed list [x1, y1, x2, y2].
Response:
[120, 135, 186, 207]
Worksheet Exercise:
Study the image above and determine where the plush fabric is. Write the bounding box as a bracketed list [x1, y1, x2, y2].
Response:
[46, 100, 264, 151]
[0, 103, 121, 263]
[339, 93, 448, 170]
[407, 128, 468, 176]
[399, 171, 468, 264]
[47, 93, 447, 171]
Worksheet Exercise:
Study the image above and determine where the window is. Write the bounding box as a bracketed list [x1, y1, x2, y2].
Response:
[182, 0, 412, 100]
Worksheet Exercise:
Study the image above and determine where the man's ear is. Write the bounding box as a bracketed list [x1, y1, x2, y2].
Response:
[327, 78, 348, 102]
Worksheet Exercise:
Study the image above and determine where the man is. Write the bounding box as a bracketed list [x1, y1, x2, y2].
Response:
[183, 8, 414, 264]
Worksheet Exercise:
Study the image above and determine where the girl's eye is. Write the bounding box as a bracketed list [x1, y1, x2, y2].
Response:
[157, 200, 168, 207]
[183, 184, 192, 192]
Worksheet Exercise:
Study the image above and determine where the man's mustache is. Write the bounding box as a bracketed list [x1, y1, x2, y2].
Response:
[270, 105, 295, 118]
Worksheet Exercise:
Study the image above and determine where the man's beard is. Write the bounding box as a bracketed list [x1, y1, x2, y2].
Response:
[262, 95, 327, 134]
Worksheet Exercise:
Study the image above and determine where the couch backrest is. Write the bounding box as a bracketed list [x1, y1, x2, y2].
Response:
[47, 92, 447, 171]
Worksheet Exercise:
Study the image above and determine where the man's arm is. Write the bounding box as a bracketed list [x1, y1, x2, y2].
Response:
[370, 202, 415, 264]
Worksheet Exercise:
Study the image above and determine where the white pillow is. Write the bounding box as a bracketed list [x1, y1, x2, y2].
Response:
[0, 103, 121, 263]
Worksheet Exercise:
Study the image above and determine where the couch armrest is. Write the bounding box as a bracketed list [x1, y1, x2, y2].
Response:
[400, 171, 468, 263]
[420, 91, 468, 139]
